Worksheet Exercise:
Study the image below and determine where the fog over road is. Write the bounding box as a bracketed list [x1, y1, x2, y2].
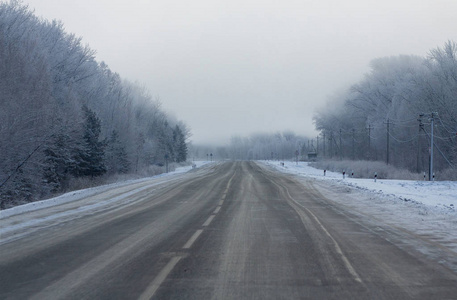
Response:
[1, 162, 456, 299]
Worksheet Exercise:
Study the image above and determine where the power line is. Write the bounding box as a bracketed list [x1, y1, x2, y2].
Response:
[388, 131, 419, 143]
[436, 115, 457, 134]
[422, 128, 455, 169]
[387, 117, 419, 124]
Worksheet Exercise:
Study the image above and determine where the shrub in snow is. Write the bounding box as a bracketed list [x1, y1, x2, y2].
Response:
[309, 160, 422, 180]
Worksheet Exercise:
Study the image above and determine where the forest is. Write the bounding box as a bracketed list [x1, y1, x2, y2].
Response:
[0, 2, 188, 208]
[210, 41, 457, 180]
[313, 41, 457, 179]
[190, 131, 309, 162]
[2, 2, 456, 208]
[194, 41, 457, 179]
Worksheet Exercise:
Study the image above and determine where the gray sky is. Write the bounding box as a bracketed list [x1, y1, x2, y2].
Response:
[23, 0, 457, 145]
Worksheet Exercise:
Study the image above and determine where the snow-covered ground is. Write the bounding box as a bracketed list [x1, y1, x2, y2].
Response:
[260, 160, 457, 266]
[261, 160, 456, 211]
[1, 161, 217, 245]
[0, 161, 212, 220]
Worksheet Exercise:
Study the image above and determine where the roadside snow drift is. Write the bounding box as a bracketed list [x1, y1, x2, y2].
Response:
[262, 160, 456, 211]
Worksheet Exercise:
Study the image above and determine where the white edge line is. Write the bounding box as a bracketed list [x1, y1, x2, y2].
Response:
[284, 186, 363, 284]
[271, 178, 363, 284]
[304, 205, 363, 283]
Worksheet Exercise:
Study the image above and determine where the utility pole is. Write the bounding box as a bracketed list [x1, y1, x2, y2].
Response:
[323, 133, 326, 158]
[330, 132, 333, 158]
[419, 112, 437, 181]
[316, 135, 319, 156]
[367, 124, 371, 160]
[339, 129, 342, 160]
[352, 129, 355, 160]
[417, 115, 423, 173]
[384, 119, 391, 165]
[430, 113, 435, 181]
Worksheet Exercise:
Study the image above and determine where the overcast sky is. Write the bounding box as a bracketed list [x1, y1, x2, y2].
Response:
[22, 0, 457, 145]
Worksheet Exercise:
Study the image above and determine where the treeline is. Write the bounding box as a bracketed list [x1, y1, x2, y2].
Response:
[314, 41, 457, 177]
[0, 2, 188, 208]
[190, 132, 309, 161]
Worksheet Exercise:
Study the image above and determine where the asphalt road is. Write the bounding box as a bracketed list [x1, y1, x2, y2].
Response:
[1, 161, 456, 299]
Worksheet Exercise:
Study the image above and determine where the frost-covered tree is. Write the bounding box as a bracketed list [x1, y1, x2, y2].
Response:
[71, 106, 106, 178]
[173, 125, 188, 163]
[226, 132, 308, 160]
[43, 132, 74, 192]
[0, 1, 187, 207]
[313, 42, 457, 173]
[105, 130, 130, 174]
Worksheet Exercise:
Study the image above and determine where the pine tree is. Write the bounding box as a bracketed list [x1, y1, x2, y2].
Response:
[106, 130, 130, 174]
[72, 105, 106, 177]
[43, 133, 73, 192]
[173, 125, 188, 163]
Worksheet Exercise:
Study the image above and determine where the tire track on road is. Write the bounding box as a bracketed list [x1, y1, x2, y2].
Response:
[138, 166, 238, 299]
[257, 164, 364, 285]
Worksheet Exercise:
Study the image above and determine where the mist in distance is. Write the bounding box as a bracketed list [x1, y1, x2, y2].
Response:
[24, 0, 457, 145]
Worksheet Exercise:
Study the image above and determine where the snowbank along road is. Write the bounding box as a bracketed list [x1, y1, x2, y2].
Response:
[1, 161, 456, 299]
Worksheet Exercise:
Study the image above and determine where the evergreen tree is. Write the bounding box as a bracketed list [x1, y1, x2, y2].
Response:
[0, 2, 191, 207]
[72, 105, 106, 177]
[173, 125, 188, 163]
[43, 133, 73, 192]
[152, 120, 174, 166]
[106, 130, 130, 174]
